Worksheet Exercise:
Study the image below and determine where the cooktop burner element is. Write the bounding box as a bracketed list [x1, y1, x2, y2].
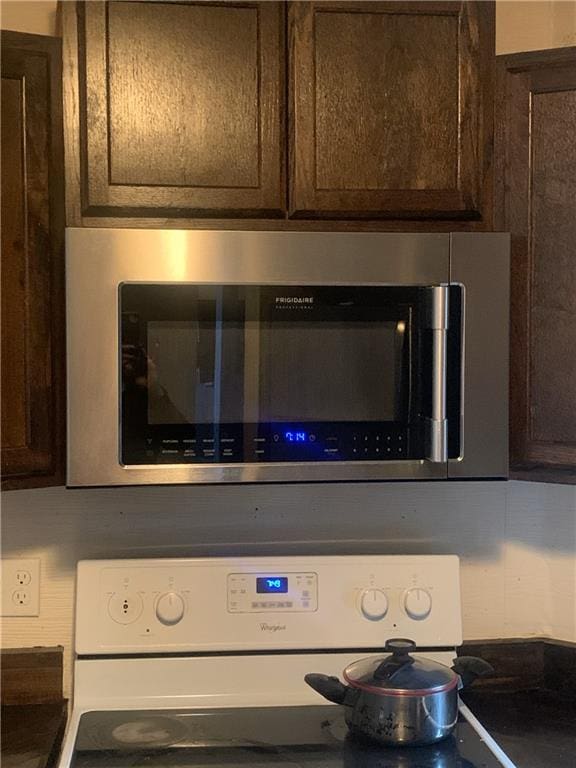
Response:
[58, 556, 516, 768]
[72, 706, 503, 767]
[109, 715, 189, 747]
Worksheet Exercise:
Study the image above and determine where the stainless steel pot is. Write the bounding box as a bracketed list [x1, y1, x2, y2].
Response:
[305, 638, 493, 747]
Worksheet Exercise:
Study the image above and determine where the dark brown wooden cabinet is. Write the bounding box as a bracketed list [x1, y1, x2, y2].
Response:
[64, 0, 285, 221]
[1, 32, 66, 490]
[289, 1, 494, 222]
[64, 0, 495, 228]
[497, 47, 576, 483]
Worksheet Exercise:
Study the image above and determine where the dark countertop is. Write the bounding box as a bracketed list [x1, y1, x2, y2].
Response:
[461, 689, 576, 768]
[1, 702, 67, 768]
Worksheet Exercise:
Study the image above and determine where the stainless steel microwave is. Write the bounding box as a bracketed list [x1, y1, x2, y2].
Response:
[66, 229, 509, 486]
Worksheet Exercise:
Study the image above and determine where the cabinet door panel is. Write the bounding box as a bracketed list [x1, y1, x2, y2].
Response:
[498, 49, 576, 480]
[1, 77, 28, 453]
[289, 1, 494, 220]
[76, 1, 284, 217]
[1, 33, 65, 489]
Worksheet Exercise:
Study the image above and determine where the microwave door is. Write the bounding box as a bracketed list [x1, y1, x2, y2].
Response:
[119, 282, 460, 472]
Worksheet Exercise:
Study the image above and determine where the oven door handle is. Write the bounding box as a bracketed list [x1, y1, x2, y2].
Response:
[425, 286, 448, 463]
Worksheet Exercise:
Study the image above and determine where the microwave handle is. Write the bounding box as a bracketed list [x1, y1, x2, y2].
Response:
[425, 286, 448, 463]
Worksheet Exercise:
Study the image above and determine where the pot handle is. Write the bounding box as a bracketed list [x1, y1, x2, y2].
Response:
[452, 656, 494, 689]
[373, 638, 416, 681]
[304, 673, 356, 706]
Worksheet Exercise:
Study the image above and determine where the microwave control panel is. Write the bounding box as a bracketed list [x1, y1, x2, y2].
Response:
[124, 424, 412, 465]
[227, 572, 318, 613]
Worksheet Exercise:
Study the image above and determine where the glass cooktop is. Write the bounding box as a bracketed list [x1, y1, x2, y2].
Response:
[71, 705, 508, 767]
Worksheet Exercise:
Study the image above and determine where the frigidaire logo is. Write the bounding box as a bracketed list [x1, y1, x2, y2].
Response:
[260, 622, 287, 632]
[275, 296, 314, 309]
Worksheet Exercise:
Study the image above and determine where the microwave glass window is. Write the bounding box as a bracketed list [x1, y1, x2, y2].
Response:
[259, 320, 405, 423]
[124, 289, 246, 428]
[147, 321, 197, 425]
[120, 284, 422, 465]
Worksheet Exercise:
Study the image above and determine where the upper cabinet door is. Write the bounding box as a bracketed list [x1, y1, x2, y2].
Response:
[1, 32, 65, 490]
[498, 48, 576, 483]
[289, 1, 494, 221]
[68, 1, 285, 219]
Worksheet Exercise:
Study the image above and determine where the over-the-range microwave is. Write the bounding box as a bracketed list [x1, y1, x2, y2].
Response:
[66, 229, 509, 486]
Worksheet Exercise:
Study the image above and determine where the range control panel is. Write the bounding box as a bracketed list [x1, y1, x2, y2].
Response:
[75, 555, 462, 655]
[227, 572, 318, 613]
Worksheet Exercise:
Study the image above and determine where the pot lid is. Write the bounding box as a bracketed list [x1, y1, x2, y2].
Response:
[343, 638, 458, 696]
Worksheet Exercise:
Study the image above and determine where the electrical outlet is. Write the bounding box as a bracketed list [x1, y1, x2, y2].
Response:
[1, 559, 40, 616]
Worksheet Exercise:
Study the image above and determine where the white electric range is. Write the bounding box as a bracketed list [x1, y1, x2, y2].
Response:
[58, 555, 516, 767]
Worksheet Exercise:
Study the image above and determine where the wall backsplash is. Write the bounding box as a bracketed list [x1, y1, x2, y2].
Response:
[1, 479, 574, 697]
[1, 0, 575, 702]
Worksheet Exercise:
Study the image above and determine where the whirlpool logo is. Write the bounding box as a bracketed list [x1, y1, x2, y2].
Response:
[274, 296, 314, 309]
[260, 622, 287, 632]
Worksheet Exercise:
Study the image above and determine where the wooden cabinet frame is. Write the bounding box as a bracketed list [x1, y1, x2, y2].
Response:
[64, 0, 495, 229]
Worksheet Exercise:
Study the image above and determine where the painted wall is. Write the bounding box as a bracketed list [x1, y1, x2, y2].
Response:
[3, 1, 576, 51]
[497, 1, 576, 54]
[2, 480, 575, 697]
[1, 0, 575, 700]
[0, 0, 58, 36]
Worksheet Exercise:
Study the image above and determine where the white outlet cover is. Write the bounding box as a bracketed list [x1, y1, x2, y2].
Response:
[0, 558, 40, 616]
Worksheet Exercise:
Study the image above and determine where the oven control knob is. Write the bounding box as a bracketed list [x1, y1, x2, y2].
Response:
[156, 592, 185, 626]
[404, 588, 432, 620]
[108, 592, 144, 625]
[360, 588, 388, 621]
